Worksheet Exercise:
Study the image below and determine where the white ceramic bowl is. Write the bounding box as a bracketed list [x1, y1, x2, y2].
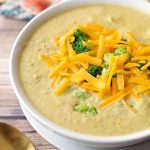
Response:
[10, 0, 150, 148]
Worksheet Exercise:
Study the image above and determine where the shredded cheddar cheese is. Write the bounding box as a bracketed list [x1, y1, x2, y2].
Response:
[54, 78, 70, 96]
[97, 35, 105, 59]
[98, 85, 132, 108]
[40, 23, 150, 113]
[112, 78, 118, 94]
[79, 69, 106, 89]
[117, 74, 125, 90]
[73, 54, 102, 66]
[51, 75, 61, 88]
[122, 99, 137, 113]
[141, 62, 150, 71]
[49, 60, 69, 78]
[107, 56, 118, 89]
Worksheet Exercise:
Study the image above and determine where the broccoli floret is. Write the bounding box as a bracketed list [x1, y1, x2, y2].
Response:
[87, 65, 103, 77]
[75, 91, 88, 101]
[114, 47, 130, 57]
[88, 106, 98, 115]
[74, 104, 88, 112]
[72, 29, 90, 54]
[74, 104, 98, 115]
[103, 48, 130, 68]
[103, 52, 115, 67]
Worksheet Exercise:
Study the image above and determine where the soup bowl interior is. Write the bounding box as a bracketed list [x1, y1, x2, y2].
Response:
[9, 0, 150, 148]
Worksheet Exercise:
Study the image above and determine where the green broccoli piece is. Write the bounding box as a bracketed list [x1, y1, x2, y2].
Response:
[74, 104, 88, 112]
[72, 29, 90, 54]
[114, 47, 130, 57]
[74, 104, 98, 115]
[103, 48, 130, 68]
[75, 91, 88, 101]
[87, 65, 103, 77]
[103, 52, 115, 67]
[88, 106, 98, 115]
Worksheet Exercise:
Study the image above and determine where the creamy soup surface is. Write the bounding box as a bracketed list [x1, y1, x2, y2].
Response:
[20, 5, 150, 136]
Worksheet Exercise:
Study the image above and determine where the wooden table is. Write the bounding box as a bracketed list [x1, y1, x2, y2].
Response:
[0, 16, 58, 150]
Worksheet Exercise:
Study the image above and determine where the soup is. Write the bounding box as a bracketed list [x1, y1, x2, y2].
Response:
[19, 5, 150, 136]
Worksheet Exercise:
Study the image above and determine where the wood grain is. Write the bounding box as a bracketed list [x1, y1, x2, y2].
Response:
[0, 16, 58, 150]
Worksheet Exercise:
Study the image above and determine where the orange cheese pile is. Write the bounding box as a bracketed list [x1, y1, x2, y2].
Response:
[40, 23, 150, 112]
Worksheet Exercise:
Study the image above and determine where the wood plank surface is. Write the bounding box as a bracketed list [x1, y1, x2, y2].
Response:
[1, 1, 150, 150]
[0, 16, 58, 150]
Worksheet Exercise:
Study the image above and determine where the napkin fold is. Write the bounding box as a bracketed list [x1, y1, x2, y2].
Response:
[0, 0, 61, 21]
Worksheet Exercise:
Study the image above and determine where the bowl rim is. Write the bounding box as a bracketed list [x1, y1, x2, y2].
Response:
[9, 0, 150, 144]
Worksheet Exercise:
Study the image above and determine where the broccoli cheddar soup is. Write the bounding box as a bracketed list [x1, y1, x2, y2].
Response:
[20, 5, 150, 136]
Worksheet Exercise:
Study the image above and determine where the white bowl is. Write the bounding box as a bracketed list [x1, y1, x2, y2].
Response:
[9, 0, 150, 148]
[20, 103, 150, 150]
